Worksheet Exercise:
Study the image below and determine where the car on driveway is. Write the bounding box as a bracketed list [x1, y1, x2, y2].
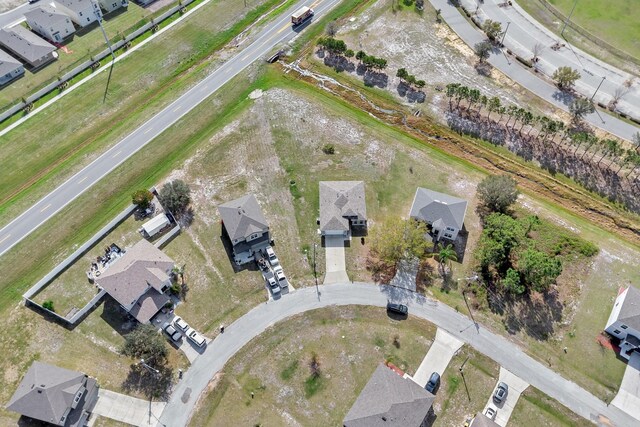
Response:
[163, 323, 183, 342]
[493, 382, 509, 405]
[187, 329, 206, 347]
[265, 246, 279, 266]
[273, 265, 288, 287]
[173, 316, 190, 332]
[386, 302, 408, 315]
[425, 372, 440, 394]
[267, 275, 281, 296]
[485, 407, 497, 420]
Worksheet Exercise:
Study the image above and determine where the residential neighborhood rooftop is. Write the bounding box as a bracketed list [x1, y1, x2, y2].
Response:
[24, 4, 72, 26]
[218, 194, 269, 242]
[0, 25, 56, 64]
[319, 181, 367, 233]
[0, 49, 22, 75]
[469, 412, 501, 427]
[611, 286, 640, 331]
[410, 187, 468, 230]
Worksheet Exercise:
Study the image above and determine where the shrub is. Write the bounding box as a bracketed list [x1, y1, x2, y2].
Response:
[322, 144, 335, 154]
[42, 300, 55, 312]
[132, 189, 153, 209]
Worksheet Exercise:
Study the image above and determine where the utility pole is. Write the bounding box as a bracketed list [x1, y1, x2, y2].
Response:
[458, 275, 479, 333]
[91, 0, 116, 103]
[313, 242, 319, 295]
[561, 0, 578, 37]
[500, 22, 511, 47]
[459, 356, 471, 402]
[591, 75, 606, 101]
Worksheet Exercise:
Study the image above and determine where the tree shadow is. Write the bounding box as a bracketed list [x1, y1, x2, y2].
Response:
[323, 54, 355, 73]
[474, 61, 492, 77]
[363, 70, 388, 88]
[551, 89, 575, 106]
[121, 363, 174, 399]
[100, 296, 137, 338]
[415, 260, 435, 294]
[502, 289, 564, 340]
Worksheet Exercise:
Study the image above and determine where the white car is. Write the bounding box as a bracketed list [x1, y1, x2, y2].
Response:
[265, 246, 279, 266]
[187, 329, 206, 347]
[173, 316, 190, 332]
[267, 275, 281, 295]
[273, 265, 288, 287]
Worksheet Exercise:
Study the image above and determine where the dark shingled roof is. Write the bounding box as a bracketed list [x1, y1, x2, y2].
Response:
[0, 25, 55, 64]
[218, 194, 269, 242]
[470, 413, 501, 427]
[343, 364, 435, 427]
[618, 286, 640, 331]
[0, 49, 22, 76]
[319, 181, 366, 232]
[410, 188, 467, 230]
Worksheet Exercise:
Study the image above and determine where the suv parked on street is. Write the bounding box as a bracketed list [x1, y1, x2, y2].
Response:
[386, 302, 408, 315]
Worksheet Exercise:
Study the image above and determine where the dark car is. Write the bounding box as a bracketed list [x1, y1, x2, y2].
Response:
[493, 382, 509, 404]
[425, 372, 440, 394]
[386, 302, 408, 315]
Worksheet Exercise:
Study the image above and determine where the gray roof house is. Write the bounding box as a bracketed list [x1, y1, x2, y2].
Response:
[25, 5, 76, 43]
[343, 364, 435, 427]
[53, 0, 102, 27]
[0, 49, 24, 86]
[6, 361, 98, 427]
[0, 25, 57, 69]
[97, 0, 129, 14]
[218, 194, 271, 265]
[470, 413, 500, 427]
[95, 239, 173, 323]
[605, 286, 640, 360]
[319, 181, 367, 238]
[410, 187, 468, 242]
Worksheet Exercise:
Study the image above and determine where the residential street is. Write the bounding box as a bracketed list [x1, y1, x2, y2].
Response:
[159, 282, 638, 427]
[429, 0, 639, 142]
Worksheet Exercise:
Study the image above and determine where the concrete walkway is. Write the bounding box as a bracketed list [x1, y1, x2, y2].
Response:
[611, 352, 640, 420]
[412, 328, 464, 387]
[91, 389, 166, 427]
[483, 368, 530, 426]
[323, 235, 349, 284]
[158, 282, 640, 427]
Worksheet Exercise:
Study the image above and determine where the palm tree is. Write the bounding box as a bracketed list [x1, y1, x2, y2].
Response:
[478, 95, 488, 117]
[446, 83, 460, 111]
[456, 86, 470, 109]
[487, 96, 501, 120]
[438, 244, 458, 276]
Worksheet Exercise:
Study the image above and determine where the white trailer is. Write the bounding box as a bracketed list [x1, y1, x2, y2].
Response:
[291, 6, 313, 26]
[141, 213, 169, 238]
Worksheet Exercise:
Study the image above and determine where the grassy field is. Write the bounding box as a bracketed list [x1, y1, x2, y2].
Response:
[188, 306, 438, 426]
[510, 386, 592, 426]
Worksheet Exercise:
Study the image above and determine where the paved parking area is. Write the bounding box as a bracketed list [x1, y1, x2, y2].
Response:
[323, 235, 349, 284]
[611, 352, 640, 420]
[412, 328, 464, 387]
[90, 389, 166, 426]
[483, 368, 530, 426]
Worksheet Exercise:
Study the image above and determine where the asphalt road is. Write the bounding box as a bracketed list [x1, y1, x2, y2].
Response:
[0, 0, 340, 258]
[161, 282, 638, 427]
[0, 1, 36, 28]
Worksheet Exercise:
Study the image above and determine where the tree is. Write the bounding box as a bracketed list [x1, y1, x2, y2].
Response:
[355, 50, 366, 62]
[345, 49, 354, 58]
[121, 324, 168, 364]
[477, 213, 525, 271]
[158, 180, 191, 214]
[477, 175, 519, 214]
[435, 8, 442, 22]
[569, 97, 595, 123]
[438, 244, 458, 276]
[531, 42, 544, 62]
[42, 300, 55, 312]
[370, 218, 430, 266]
[132, 189, 153, 209]
[482, 19, 502, 41]
[446, 83, 460, 110]
[474, 41, 492, 63]
[517, 249, 562, 292]
[396, 68, 409, 82]
[502, 268, 524, 294]
[325, 21, 338, 37]
[487, 96, 501, 119]
[415, 80, 426, 89]
[552, 66, 581, 90]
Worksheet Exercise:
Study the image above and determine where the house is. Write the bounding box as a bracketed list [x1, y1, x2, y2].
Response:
[469, 413, 500, 427]
[605, 286, 640, 360]
[140, 213, 170, 238]
[218, 194, 271, 265]
[95, 239, 173, 323]
[0, 49, 24, 86]
[6, 361, 98, 427]
[97, 0, 128, 15]
[54, 0, 102, 27]
[409, 187, 468, 242]
[25, 5, 76, 43]
[343, 364, 435, 427]
[319, 181, 367, 238]
[0, 26, 57, 69]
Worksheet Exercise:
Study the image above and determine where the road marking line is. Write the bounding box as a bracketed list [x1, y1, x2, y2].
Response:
[112, 150, 122, 158]
[173, 105, 182, 112]
[310, 0, 320, 7]
[40, 204, 51, 213]
[143, 127, 153, 134]
[224, 67, 232, 74]
[242, 52, 251, 61]
[77, 176, 87, 184]
[276, 23, 289, 34]
[0, 234, 11, 244]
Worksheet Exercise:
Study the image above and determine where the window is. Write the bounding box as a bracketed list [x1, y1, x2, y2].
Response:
[621, 325, 628, 329]
[79, 11, 83, 15]
[614, 330, 621, 335]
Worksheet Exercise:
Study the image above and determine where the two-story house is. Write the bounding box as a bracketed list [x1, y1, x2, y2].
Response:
[7, 361, 99, 427]
[54, 0, 102, 28]
[25, 5, 76, 43]
[319, 181, 367, 239]
[409, 187, 468, 242]
[0, 49, 24, 86]
[218, 194, 271, 265]
[95, 239, 173, 323]
[0, 26, 58, 69]
[605, 286, 640, 360]
[97, 0, 128, 15]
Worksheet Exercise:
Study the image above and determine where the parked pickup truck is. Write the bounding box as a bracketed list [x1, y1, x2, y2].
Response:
[291, 6, 313, 26]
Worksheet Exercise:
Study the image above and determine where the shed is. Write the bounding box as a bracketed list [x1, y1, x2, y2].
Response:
[141, 213, 169, 237]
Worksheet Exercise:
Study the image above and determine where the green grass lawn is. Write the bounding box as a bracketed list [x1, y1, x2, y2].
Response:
[510, 386, 592, 426]
[188, 306, 437, 426]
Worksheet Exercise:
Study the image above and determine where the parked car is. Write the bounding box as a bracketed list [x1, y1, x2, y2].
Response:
[265, 246, 279, 266]
[273, 265, 288, 287]
[485, 407, 497, 420]
[173, 316, 190, 332]
[386, 302, 408, 315]
[267, 275, 281, 295]
[187, 329, 206, 347]
[425, 372, 440, 394]
[493, 382, 509, 404]
[163, 323, 182, 342]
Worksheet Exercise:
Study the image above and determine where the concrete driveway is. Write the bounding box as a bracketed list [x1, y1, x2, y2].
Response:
[91, 389, 166, 426]
[412, 328, 464, 387]
[483, 368, 530, 426]
[323, 235, 349, 284]
[611, 352, 640, 420]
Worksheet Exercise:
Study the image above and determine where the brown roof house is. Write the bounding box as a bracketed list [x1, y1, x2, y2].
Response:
[605, 286, 640, 360]
[319, 181, 367, 239]
[469, 413, 500, 427]
[0, 25, 57, 69]
[218, 194, 271, 266]
[343, 364, 435, 427]
[95, 239, 173, 323]
[6, 361, 98, 426]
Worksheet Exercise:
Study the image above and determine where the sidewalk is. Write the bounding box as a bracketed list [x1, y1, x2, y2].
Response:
[91, 389, 166, 426]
